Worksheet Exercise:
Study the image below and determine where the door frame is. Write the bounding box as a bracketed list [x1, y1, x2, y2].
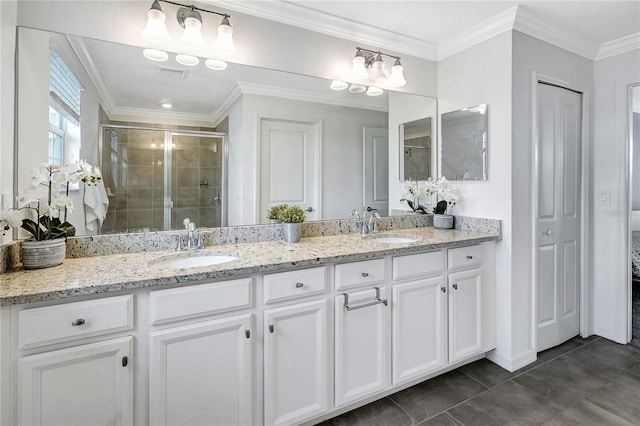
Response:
[626, 83, 640, 343]
[531, 72, 592, 352]
[255, 114, 323, 224]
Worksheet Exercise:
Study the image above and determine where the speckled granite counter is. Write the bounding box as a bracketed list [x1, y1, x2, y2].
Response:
[0, 227, 500, 306]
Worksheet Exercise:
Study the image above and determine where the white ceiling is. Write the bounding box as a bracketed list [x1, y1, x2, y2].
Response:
[206, 0, 640, 60]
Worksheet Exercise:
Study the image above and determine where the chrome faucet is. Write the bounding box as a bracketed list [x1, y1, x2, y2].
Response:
[176, 218, 204, 250]
[351, 209, 368, 234]
[368, 212, 381, 234]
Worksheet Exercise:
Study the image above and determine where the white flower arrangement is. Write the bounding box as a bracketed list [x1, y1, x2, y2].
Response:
[400, 180, 431, 214]
[426, 177, 460, 215]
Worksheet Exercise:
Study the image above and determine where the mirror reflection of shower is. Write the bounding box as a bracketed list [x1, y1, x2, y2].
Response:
[100, 125, 227, 234]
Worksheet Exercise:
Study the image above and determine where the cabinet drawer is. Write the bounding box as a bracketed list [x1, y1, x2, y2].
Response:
[393, 251, 444, 281]
[264, 267, 327, 304]
[18, 295, 133, 350]
[150, 278, 252, 325]
[335, 258, 386, 290]
[448, 245, 483, 270]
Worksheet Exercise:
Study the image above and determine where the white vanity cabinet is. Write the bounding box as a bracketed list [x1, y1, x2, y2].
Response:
[447, 268, 483, 363]
[263, 267, 329, 426]
[14, 296, 134, 426]
[148, 278, 254, 426]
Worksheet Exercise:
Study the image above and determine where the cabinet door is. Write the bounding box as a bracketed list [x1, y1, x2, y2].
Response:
[448, 269, 482, 363]
[335, 287, 390, 407]
[149, 314, 252, 426]
[19, 336, 132, 426]
[264, 299, 328, 425]
[392, 277, 447, 384]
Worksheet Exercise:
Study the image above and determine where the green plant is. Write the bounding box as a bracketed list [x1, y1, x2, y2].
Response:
[267, 203, 289, 220]
[278, 205, 306, 223]
[432, 200, 449, 215]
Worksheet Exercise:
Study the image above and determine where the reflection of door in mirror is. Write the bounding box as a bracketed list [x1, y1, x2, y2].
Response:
[401, 118, 432, 181]
[363, 128, 389, 216]
[100, 126, 226, 233]
[441, 104, 488, 181]
[259, 119, 321, 223]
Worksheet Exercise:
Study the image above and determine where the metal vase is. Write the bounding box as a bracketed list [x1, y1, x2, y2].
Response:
[282, 223, 302, 243]
[21, 239, 66, 269]
[433, 214, 454, 229]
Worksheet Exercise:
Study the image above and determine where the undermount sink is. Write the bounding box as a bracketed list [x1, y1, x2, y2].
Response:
[151, 252, 238, 269]
[365, 234, 420, 244]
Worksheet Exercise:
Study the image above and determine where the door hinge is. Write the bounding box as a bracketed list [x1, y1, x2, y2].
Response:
[122, 356, 128, 367]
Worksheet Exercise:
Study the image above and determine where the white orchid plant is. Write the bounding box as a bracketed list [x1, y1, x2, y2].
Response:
[426, 177, 460, 215]
[400, 180, 431, 214]
[1, 160, 102, 241]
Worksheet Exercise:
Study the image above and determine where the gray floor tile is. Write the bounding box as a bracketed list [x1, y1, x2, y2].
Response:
[562, 346, 628, 382]
[319, 397, 414, 426]
[459, 358, 541, 388]
[389, 370, 488, 423]
[574, 338, 640, 372]
[418, 412, 462, 426]
[513, 355, 613, 409]
[586, 373, 640, 424]
[448, 380, 563, 426]
[542, 399, 634, 426]
[536, 338, 583, 362]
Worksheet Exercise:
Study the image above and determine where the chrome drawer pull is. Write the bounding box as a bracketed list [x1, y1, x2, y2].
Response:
[344, 287, 388, 311]
[71, 318, 85, 326]
[466, 255, 473, 259]
[361, 272, 369, 277]
[296, 282, 304, 288]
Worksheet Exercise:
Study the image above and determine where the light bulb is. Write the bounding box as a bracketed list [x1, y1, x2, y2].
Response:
[330, 80, 348, 91]
[351, 49, 368, 81]
[388, 58, 407, 87]
[369, 54, 387, 84]
[214, 16, 236, 55]
[205, 58, 228, 70]
[180, 9, 204, 49]
[366, 86, 384, 96]
[175, 54, 199, 66]
[142, 0, 169, 42]
[142, 49, 168, 61]
[348, 84, 367, 94]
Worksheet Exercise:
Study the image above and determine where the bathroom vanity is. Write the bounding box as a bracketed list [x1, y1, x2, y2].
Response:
[0, 227, 498, 426]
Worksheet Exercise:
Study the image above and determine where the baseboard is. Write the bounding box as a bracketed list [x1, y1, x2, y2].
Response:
[486, 348, 537, 372]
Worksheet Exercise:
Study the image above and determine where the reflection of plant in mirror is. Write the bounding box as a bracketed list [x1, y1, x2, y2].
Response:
[278, 206, 306, 223]
[400, 180, 429, 214]
[426, 177, 460, 215]
[267, 203, 289, 221]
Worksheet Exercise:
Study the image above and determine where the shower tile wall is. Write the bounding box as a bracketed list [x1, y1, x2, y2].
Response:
[404, 136, 431, 180]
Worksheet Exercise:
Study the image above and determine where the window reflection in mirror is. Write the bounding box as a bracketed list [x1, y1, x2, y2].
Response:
[400, 117, 432, 181]
[441, 104, 488, 181]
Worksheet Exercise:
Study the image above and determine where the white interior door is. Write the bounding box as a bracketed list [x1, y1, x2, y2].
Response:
[536, 82, 582, 352]
[260, 119, 321, 223]
[363, 128, 389, 216]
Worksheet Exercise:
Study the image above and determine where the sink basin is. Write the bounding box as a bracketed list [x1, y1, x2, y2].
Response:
[365, 234, 420, 244]
[152, 252, 238, 269]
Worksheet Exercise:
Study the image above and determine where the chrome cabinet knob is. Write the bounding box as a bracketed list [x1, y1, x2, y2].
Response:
[361, 272, 369, 277]
[296, 282, 304, 288]
[71, 318, 85, 326]
[306, 207, 313, 212]
[452, 283, 458, 290]
[544, 229, 552, 236]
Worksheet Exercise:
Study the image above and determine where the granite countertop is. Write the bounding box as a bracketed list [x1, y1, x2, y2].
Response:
[0, 227, 500, 306]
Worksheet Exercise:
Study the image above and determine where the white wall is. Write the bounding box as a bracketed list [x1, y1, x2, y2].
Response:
[437, 31, 515, 368]
[592, 48, 640, 343]
[633, 111, 640, 209]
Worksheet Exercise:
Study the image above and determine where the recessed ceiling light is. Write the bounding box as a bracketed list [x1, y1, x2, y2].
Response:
[162, 103, 173, 109]
[205, 58, 227, 70]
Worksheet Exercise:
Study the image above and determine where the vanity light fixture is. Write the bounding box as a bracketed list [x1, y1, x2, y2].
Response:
[143, 48, 169, 62]
[349, 47, 407, 87]
[142, 0, 170, 42]
[366, 86, 384, 96]
[161, 103, 173, 109]
[205, 58, 228, 70]
[348, 84, 367, 94]
[330, 80, 348, 91]
[175, 54, 199, 66]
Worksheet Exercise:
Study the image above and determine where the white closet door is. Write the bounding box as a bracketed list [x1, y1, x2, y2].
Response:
[363, 127, 389, 216]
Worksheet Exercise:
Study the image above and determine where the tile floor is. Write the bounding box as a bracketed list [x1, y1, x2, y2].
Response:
[319, 336, 640, 425]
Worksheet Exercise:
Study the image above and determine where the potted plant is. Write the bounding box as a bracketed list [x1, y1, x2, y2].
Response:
[278, 205, 306, 243]
[426, 177, 460, 229]
[399, 179, 429, 214]
[1, 161, 101, 269]
[266, 203, 289, 224]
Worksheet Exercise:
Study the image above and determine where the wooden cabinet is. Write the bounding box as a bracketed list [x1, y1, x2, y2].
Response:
[335, 287, 391, 407]
[149, 314, 253, 426]
[18, 336, 132, 426]
[448, 268, 483, 363]
[392, 276, 447, 385]
[264, 299, 328, 425]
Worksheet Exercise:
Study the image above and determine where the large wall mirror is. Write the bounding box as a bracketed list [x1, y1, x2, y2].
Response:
[440, 104, 488, 181]
[16, 26, 436, 236]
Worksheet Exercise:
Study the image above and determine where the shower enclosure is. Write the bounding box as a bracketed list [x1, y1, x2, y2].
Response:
[100, 125, 227, 233]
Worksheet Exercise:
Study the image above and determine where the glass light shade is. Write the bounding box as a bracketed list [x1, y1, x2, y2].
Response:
[369, 54, 387, 83]
[351, 55, 368, 81]
[205, 58, 228, 70]
[142, 48, 168, 61]
[348, 84, 367, 94]
[180, 15, 204, 48]
[142, 2, 169, 42]
[388, 59, 407, 87]
[330, 80, 348, 91]
[214, 17, 236, 55]
[366, 86, 384, 96]
[175, 54, 200, 66]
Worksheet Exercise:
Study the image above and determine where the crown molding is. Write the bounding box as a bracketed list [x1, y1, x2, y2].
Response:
[203, 0, 438, 61]
[513, 6, 599, 60]
[596, 32, 640, 61]
[66, 36, 116, 115]
[109, 106, 214, 127]
[211, 84, 243, 127]
[438, 6, 517, 60]
[236, 81, 389, 112]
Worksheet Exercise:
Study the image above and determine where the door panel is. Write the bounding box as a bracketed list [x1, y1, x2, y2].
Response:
[363, 128, 389, 216]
